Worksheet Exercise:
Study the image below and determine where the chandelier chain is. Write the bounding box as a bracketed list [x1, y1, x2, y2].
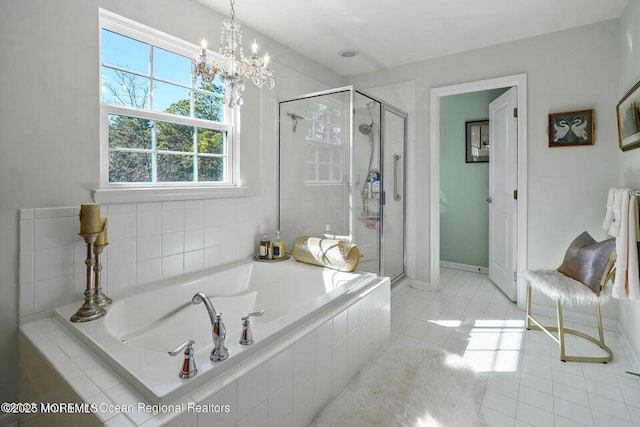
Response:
[229, 0, 235, 20]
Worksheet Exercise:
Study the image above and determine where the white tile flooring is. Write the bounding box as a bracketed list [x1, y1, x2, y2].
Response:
[386, 267, 640, 427]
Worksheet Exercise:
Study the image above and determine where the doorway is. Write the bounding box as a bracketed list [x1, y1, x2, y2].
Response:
[429, 74, 529, 306]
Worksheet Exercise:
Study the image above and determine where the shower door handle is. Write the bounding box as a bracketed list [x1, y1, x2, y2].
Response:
[393, 153, 401, 201]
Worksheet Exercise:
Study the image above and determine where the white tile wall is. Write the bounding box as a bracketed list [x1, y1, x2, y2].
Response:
[19, 280, 391, 426]
[18, 197, 269, 323]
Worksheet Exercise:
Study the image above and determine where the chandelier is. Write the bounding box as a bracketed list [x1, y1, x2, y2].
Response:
[193, 0, 275, 109]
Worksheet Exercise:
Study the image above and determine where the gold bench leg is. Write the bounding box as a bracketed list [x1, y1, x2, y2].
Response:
[525, 283, 613, 363]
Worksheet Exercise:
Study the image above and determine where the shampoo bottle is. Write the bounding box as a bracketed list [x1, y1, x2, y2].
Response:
[258, 232, 271, 260]
[272, 231, 286, 259]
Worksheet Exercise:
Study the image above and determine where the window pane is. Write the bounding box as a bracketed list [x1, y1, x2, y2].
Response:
[156, 121, 194, 152]
[101, 29, 149, 75]
[332, 166, 342, 181]
[109, 151, 151, 182]
[157, 154, 194, 182]
[102, 67, 150, 109]
[318, 164, 330, 181]
[318, 148, 331, 163]
[108, 114, 152, 149]
[197, 128, 225, 154]
[195, 90, 224, 122]
[153, 81, 191, 116]
[152, 47, 191, 86]
[198, 157, 224, 182]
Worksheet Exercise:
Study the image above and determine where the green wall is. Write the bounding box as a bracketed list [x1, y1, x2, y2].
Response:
[440, 89, 507, 267]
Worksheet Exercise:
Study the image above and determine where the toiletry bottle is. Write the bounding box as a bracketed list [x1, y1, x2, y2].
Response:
[272, 231, 286, 259]
[258, 232, 271, 260]
[371, 175, 380, 199]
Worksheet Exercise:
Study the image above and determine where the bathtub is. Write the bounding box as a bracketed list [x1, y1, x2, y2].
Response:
[53, 257, 384, 405]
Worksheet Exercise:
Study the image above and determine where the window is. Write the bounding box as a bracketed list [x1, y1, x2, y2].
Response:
[304, 100, 346, 184]
[99, 12, 233, 186]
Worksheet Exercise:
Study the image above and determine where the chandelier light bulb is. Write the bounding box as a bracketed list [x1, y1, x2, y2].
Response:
[200, 36, 208, 50]
[264, 52, 270, 68]
[252, 39, 258, 56]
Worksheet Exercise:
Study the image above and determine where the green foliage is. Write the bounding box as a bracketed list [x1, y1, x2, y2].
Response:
[106, 71, 226, 183]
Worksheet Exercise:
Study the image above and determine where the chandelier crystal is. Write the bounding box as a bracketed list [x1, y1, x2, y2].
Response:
[193, 0, 275, 109]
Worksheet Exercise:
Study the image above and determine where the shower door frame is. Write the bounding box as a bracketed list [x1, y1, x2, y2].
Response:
[277, 86, 408, 282]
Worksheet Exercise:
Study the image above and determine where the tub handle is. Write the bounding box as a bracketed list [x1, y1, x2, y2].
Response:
[242, 309, 265, 321]
[240, 310, 265, 345]
[168, 340, 197, 379]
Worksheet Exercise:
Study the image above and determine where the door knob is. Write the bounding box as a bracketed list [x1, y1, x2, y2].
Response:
[486, 197, 492, 203]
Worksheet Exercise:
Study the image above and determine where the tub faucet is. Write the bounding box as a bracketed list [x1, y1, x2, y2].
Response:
[192, 292, 229, 362]
[239, 310, 265, 345]
[168, 340, 197, 379]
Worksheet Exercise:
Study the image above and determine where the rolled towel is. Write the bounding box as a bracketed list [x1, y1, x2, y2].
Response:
[292, 236, 360, 272]
[602, 187, 616, 230]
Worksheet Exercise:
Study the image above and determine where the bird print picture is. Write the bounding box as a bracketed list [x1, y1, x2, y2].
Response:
[548, 109, 594, 147]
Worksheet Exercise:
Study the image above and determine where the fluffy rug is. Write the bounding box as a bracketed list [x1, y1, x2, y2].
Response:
[312, 348, 484, 427]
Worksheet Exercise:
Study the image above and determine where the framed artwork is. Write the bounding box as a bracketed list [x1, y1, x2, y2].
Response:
[616, 79, 640, 151]
[548, 109, 594, 147]
[465, 120, 489, 163]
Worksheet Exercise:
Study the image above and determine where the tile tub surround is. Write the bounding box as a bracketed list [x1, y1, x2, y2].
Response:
[18, 200, 266, 324]
[18, 278, 391, 426]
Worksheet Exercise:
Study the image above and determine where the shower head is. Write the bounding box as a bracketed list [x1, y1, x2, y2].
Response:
[358, 123, 373, 135]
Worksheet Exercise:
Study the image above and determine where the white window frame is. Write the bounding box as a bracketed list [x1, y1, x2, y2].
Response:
[95, 9, 244, 203]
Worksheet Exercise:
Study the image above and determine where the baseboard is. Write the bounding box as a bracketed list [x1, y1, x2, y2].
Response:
[408, 279, 432, 291]
[617, 323, 640, 372]
[440, 261, 488, 274]
[529, 303, 618, 331]
[0, 413, 18, 427]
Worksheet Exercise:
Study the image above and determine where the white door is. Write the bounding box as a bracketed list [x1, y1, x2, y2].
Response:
[488, 88, 518, 301]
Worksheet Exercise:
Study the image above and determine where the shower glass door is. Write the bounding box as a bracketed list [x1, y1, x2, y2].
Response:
[279, 90, 351, 248]
[381, 107, 406, 280]
[352, 92, 381, 274]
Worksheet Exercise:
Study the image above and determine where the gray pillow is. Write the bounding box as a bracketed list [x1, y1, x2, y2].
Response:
[557, 231, 616, 294]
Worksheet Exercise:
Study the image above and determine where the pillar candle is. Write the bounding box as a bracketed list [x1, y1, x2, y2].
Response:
[95, 218, 108, 246]
[79, 204, 101, 234]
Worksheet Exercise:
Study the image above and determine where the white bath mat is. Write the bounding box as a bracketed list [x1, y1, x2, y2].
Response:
[312, 347, 484, 427]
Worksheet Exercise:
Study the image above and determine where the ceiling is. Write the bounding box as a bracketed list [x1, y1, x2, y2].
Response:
[196, 0, 628, 77]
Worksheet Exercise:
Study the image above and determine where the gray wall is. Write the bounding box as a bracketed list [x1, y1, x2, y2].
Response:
[0, 0, 343, 414]
[618, 0, 640, 365]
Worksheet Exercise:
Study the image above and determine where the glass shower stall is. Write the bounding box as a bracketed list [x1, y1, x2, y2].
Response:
[278, 86, 407, 282]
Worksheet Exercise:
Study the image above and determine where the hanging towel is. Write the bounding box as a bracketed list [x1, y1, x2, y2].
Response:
[609, 188, 625, 237]
[613, 189, 631, 299]
[602, 187, 616, 230]
[627, 195, 640, 300]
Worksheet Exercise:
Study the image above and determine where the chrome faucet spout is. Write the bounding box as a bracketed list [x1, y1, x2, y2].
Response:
[191, 291, 228, 362]
[192, 292, 217, 324]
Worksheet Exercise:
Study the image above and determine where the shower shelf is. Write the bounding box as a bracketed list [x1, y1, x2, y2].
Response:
[358, 214, 380, 229]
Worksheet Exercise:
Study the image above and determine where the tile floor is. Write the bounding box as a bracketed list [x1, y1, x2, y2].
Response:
[386, 267, 640, 427]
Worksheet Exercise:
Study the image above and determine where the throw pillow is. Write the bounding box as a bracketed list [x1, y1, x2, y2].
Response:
[557, 231, 616, 294]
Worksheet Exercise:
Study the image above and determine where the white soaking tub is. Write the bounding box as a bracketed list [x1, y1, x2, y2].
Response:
[53, 257, 383, 404]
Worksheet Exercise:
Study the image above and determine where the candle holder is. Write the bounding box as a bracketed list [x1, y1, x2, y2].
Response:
[93, 243, 112, 307]
[70, 233, 107, 323]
